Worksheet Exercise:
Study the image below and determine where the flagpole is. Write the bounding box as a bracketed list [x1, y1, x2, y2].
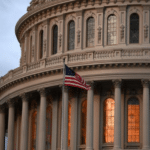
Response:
[61, 57, 65, 150]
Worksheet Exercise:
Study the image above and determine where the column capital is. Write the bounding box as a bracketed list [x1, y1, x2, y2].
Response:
[20, 93, 29, 102]
[112, 79, 122, 88]
[38, 88, 46, 97]
[87, 81, 95, 89]
[6, 99, 15, 107]
[0, 105, 5, 113]
[142, 79, 149, 88]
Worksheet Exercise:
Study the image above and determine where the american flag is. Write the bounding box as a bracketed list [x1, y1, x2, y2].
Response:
[64, 65, 91, 90]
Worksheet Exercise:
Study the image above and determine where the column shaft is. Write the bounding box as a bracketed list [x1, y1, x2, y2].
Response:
[114, 80, 121, 150]
[7, 102, 15, 150]
[70, 90, 78, 150]
[61, 86, 69, 150]
[86, 83, 94, 150]
[20, 95, 29, 150]
[38, 89, 47, 150]
[142, 80, 150, 150]
[0, 106, 5, 150]
[52, 95, 58, 150]
[63, 87, 69, 150]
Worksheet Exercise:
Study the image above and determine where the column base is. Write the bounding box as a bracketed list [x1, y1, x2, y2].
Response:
[142, 147, 150, 150]
[86, 147, 93, 150]
[113, 147, 122, 150]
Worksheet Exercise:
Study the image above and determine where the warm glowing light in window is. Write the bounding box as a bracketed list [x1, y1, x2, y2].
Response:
[68, 103, 71, 146]
[128, 98, 140, 143]
[46, 106, 52, 150]
[81, 100, 87, 144]
[32, 111, 37, 150]
[103, 98, 115, 143]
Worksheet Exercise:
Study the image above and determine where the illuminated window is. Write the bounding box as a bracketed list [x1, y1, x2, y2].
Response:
[68, 21, 75, 50]
[87, 17, 95, 47]
[53, 25, 58, 54]
[30, 36, 32, 62]
[130, 13, 139, 43]
[68, 103, 71, 146]
[46, 106, 52, 150]
[81, 100, 87, 144]
[128, 98, 140, 143]
[39, 30, 44, 59]
[103, 98, 115, 143]
[107, 15, 117, 45]
[32, 111, 37, 150]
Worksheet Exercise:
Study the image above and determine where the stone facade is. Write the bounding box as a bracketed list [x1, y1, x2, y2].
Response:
[0, 0, 150, 150]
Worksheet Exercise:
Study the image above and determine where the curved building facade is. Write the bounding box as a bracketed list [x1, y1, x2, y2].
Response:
[0, 0, 150, 150]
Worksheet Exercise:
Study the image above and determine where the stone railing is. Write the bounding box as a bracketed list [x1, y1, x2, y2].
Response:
[1, 48, 150, 86]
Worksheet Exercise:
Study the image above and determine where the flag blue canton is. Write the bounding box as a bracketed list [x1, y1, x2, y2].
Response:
[65, 65, 75, 76]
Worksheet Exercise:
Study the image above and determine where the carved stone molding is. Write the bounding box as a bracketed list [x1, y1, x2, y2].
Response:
[20, 93, 29, 102]
[144, 24, 148, 39]
[142, 79, 149, 88]
[38, 88, 46, 97]
[6, 99, 15, 107]
[0, 105, 6, 113]
[113, 79, 122, 88]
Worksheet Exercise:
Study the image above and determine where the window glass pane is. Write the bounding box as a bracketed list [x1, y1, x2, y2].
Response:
[103, 98, 115, 143]
[68, 21, 75, 50]
[46, 106, 52, 150]
[81, 100, 87, 144]
[32, 111, 37, 150]
[53, 25, 58, 54]
[68, 103, 71, 146]
[107, 15, 117, 45]
[87, 17, 95, 47]
[130, 13, 139, 43]
[128, 98, 140, 143]
[40, 30, 43, 59]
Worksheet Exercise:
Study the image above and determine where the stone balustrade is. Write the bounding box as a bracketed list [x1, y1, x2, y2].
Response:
[1, 48, 150, 88]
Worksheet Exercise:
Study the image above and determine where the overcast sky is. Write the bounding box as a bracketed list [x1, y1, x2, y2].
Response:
[0, 0, 31, 77]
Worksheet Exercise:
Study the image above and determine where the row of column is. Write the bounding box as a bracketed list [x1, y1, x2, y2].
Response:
[0, 79, 149, 150]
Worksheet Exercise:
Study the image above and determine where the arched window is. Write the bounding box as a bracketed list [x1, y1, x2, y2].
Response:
[39, 30, 44, 59]
[130, 13, 139, 43]
[128, 98, 140, 143]
[53, 25, 58, 54]
[68, 21, 75, 50]
[87, 17, 95, 47]
[103, 98, 115, 143]
[46, 106, 52, 150]
[107, 15, 117, 45]
[30, 36, 32, 62]
[81, 100, 87, 144]
[32, 111, 37, 150]
[68, 103, 71, 146]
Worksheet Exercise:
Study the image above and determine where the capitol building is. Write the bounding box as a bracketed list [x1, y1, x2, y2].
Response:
[1, 0, 150, 150]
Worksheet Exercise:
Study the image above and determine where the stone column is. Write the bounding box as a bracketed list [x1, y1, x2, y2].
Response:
[52, 93, 58, 150]
[86, 82, 94, 150]
[7, 100, 15, 150]
[113, 80, 121, 150]
[38, 88, 47, 150]
[0, 105, 5, 150]
[142, 79, 150, 150]
[61, 86, 69, 150]
[70, 89, 78, 150]
[20, 94, 29, 150]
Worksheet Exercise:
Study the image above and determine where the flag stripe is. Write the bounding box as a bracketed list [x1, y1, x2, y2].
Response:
[65, 78, 90, 88]
[65, 65, 91, 90]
